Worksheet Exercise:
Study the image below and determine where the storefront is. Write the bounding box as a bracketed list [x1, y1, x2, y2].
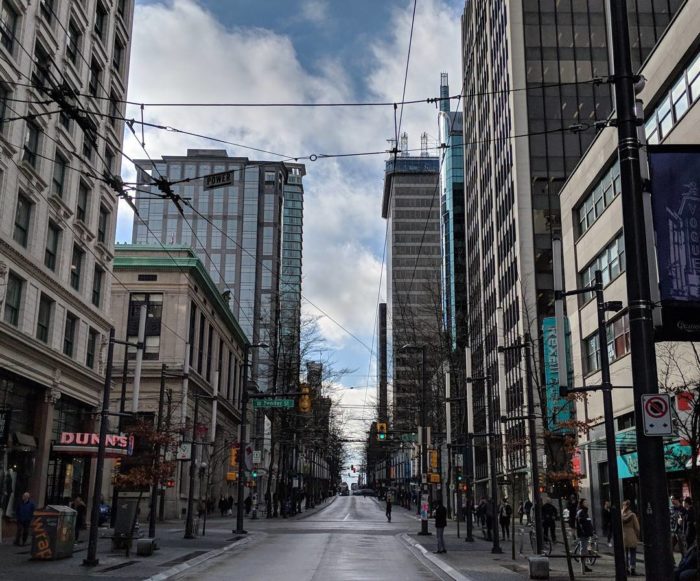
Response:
[0, 374, 41, 522]
[46, 396, 95, 505]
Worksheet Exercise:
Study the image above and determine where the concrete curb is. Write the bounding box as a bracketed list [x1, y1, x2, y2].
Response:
[144, 535, 255, 581]
[400, 533, 473, 581]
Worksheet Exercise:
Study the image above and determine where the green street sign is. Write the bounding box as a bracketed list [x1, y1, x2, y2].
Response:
[252, 398, 295, 409]
[400, 433, 417, 442]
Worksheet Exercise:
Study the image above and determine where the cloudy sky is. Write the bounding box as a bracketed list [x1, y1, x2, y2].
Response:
[118, 0, 463, 465]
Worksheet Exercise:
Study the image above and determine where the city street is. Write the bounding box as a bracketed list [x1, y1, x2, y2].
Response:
[176, 496, 447, 581]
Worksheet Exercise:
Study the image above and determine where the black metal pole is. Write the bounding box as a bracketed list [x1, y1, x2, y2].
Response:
[595, 271, 627, 580]
[419, 345, 430, 535]
[524, 335, 544, 555]
[111, 344, 130, 527]
[464, 392, 474, 542]
[83, 328, 115, 566]
[184, 394, 200, 539]
[608, 2, 673, 579]
[149, 363, 166, 539]
[487, 376, 502, 554]
[235, 343, 250, 534]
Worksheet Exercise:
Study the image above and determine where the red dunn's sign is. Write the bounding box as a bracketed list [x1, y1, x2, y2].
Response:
[53, 432, 133, 457]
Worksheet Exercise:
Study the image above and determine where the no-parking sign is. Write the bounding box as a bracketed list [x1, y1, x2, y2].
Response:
[641, 394, 673, 436]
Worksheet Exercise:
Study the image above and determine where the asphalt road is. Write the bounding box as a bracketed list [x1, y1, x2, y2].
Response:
[175, 496, 447, 581]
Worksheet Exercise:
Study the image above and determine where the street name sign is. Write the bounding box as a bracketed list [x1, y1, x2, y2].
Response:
[203, 170, 234, 190]
[641, 393, 673, 436]
[252, 398, 295, 409]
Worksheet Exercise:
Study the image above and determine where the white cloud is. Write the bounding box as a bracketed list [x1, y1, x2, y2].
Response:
[119, 0, 462, 440]
[299, 0, 330, 25]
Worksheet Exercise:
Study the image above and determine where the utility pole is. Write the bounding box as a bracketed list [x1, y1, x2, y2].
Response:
[184, 392, 204, 539]
[485, 374, 502, 554]
[132, 304, 147, 413]
[149, 364, 167, 539]
[608, 2, 674, 578]
[464, 347, 474, 543]
[235, 342, 268, 535]
[83, 328, 115, 567]
[523, 335, 544, 556]
[419, 345, 430, 536]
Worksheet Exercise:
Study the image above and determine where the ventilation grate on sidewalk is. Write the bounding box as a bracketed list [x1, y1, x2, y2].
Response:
[98, 560, 139, 573]
[159, 550, 209, 566]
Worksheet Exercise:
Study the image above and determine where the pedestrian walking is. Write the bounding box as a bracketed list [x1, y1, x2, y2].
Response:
[485, 497, 495, 541]
[672, 495, 686, 555]
[14, 492, 35, 546]
[218, 495, 227, 517]
[71, 495, 87, 542]
[621, 499, 640, 576]
[576, 498, 594, 573]
[518, 500, 524, 524]
[386, 497, 392, 522]
[523, 498, 533, 525]
[499, 498, 512, 540]
[244, 495, 252, 516]
[683, 497, 696, 549]
[434, 499, 447, 554]
[542, 500, 558, 543]
[567, 494, 578, 538]
[602, 500, 612, 546]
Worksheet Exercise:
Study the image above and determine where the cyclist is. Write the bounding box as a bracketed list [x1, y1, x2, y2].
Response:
[576, 498, 595, 573]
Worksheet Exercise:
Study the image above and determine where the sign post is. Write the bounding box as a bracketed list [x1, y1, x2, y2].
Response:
[642, 394, 673, 436]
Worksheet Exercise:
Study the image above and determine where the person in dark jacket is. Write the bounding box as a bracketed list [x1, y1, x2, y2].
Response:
[71, 496, 87, 541]
[683, 497, 696, 549]
[576, 499, 595, 573]
[602, 500, 612, 545]
[542, 500, 558, 543]
[675, 543, 697, 581]
[244, 495, 252, 515]
[434, 499, 447, 553]
[386, 497, 392, 522]
[14, 492, 35, 546]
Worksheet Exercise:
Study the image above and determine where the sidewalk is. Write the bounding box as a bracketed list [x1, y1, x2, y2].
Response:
[0, 497, 334, 580]
[396, 505, 643, 580]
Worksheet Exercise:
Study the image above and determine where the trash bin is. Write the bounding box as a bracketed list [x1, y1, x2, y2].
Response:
[31, 505, 76, 560]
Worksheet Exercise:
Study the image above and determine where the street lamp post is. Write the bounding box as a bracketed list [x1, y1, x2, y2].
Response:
[83, 328, 115, 567]
[235, 342, 268, 535]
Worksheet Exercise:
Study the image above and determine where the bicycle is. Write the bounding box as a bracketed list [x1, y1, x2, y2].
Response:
[572, 534, 599, 567]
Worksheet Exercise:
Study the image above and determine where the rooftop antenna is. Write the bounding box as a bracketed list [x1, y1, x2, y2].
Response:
[440, 72, 450, 113]
[420, 132, 429, 157]
[400, 132, 408, 157]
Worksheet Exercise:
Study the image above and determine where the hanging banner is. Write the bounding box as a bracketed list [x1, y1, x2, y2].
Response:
[649, 146, 700, 341]
[542, 317, 575, 432]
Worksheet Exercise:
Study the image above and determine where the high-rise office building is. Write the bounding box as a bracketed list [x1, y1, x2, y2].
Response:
[461, 0, 680, 498]
[0, 0, 134, 508]
[439, 74, 466, 354]
[131, 150, 305, 394]
[382, 140, 441, 431]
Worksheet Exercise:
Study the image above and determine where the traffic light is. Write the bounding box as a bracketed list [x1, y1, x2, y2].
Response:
[376, 422, 387, 441]
[298, 383, 312, 413]
[230, 446, 238, 467]
[252, 470, 258, 478]
[351, 465, 356, 473]
[165, 478, 176, 488]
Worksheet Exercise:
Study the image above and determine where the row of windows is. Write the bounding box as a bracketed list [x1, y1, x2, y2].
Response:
[187, 300, 242, 403]
[646, 50, 700, 145]
[584, 314, 631, 374]
[577, 163, 621, 235]
[579, 234, 625, 301]
[3, 271, 100, 367]
[12, 193, 108, 306]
